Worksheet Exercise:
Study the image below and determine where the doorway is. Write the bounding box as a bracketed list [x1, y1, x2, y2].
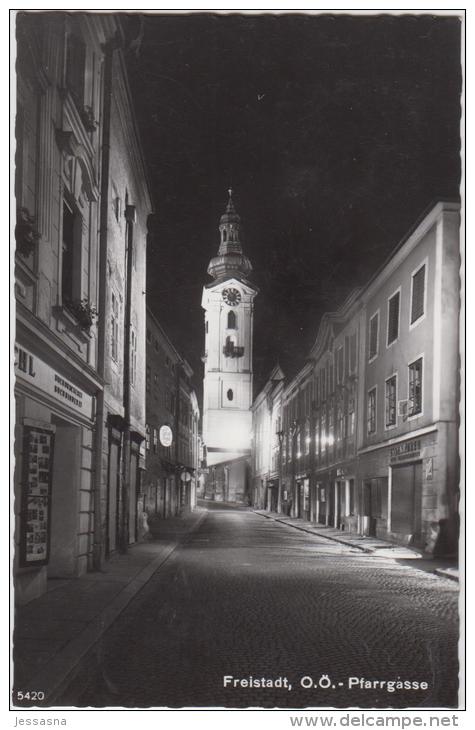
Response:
[107, 433, 121, 554]
[391, 462, 423, 544]
[49, 416, 81, 577]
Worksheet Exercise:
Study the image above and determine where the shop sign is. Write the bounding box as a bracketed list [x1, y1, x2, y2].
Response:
[15, 344, 93, 419]
[390, 439, 421, 464]
[180, 471, 192, 482]
[159, 424, 173, 447]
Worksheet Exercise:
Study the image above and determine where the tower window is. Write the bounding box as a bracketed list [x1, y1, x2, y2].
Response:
[223, 229, 227, 241]
[227, 388, 234, 402]
[227, 310, 236, 329]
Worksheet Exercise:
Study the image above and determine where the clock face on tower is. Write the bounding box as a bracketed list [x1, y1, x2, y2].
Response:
[222, 287, 241, 306]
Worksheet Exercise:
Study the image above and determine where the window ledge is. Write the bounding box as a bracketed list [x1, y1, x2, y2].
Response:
[15, 254, 38, 285]
[53, 304, 92, 343]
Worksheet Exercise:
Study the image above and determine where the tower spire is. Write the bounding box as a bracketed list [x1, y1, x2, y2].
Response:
[207, 190, 252, 280]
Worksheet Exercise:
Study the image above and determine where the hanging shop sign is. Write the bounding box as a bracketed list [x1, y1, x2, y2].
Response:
[390, 439, 421, 464]
[159, 424, 173, 447]
[180, 471, 192, 483]
[20, 423, 55, 566]
[14, 344, 93, 419]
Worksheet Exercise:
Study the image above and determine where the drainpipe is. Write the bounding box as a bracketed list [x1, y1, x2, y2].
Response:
[92, 32, 121, 570]
[120, 203, 136, 552]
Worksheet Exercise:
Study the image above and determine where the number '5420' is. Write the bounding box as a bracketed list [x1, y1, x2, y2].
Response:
[16, 691, 45, 702]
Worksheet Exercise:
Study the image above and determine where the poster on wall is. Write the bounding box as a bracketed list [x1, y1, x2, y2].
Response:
[20, 425, 55, 567]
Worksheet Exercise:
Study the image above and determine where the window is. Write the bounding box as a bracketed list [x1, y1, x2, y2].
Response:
[369, 312, 379, 361]
[61, 199, 81, 304]
[408, 358, 423, 416]
[411, 264, 426, 324]
[320, 413, 326, 452]
[66, 33, 86, 108]
[367, 387, 377, 434]
[328, 404, 334, 449]
[387, 291, 400, 345]
[347, 385, 356, 437]
[385, 375, 397, 427]
[145, 424, 150, 451]
[146, 366, 151, 394]
[146, 328, 151, 344]
[349, 331, 357, 373]
[227, 310, 237, 329]
[328, 361, 334, 394]
[111, 292, 119, 362]
[130, 328, 137, 385]
[153, 428, 158, 453]
[305, 420, 310, 455]
[336, 404, 344, 441]
[336, 346, 344, 384]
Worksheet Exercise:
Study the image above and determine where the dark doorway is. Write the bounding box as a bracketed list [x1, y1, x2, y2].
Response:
[391, 462, 423, 544]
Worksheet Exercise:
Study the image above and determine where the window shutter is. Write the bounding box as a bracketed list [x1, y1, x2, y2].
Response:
[411, 265, 425, 323]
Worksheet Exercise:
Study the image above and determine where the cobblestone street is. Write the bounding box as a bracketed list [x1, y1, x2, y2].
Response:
[58, 507, 459, 709]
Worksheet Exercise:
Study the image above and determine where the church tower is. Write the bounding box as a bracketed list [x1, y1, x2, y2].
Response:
[201, 191, 258, 499]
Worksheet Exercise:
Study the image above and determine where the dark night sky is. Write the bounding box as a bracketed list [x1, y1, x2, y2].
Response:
[120, 12, 461, 396]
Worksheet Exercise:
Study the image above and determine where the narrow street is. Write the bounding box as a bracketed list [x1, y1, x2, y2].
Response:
[57, 507, 459, 709]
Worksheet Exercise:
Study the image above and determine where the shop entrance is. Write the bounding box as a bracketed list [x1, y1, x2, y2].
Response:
[363, 481, 377, 536]
[302, 478, 310, 521]
[391, 462, 423, 544]
[318, 484, 327, 524]
[107, 434, 121, 554]
[49, 416, 81, 577]
[128, 449, 139, 544]
[328, 481, 342, 528]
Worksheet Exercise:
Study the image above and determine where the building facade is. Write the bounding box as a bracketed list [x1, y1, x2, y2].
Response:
[201, 191, 257, 502]
[307, 290, 362, 531]
[252, 202, 461, 555]
[13, 13, 151, 603]
[251, 365, 285, 511]
[356, 201, 460, 552]
[142, 309, 200, 521]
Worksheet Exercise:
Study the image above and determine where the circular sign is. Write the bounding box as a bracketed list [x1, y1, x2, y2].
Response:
[180, 471, 192, 483]
[159, 425, 173, 447]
